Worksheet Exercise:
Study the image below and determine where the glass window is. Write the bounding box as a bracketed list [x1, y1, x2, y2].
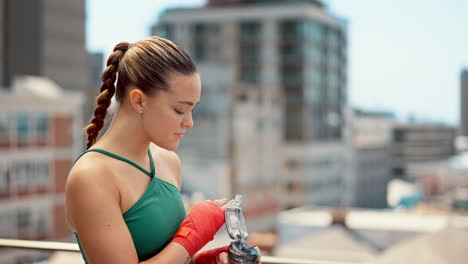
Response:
[240, 65, 260, 83]
[306, 67, 322, 86]
[15, 162, 29, 189]
[305, 84, 321, 104]
[192, 24, 207, 61]
[0, 162, 8, 190]
[0, 213, 13, 237]
[17, 210, 30, 230]
[305, 45, 321, 65]
[35, 113, 48, 136]
[328, 28, 341, 50]
[154, 24, 173, 40]
[39, 162, 49, 187]
[280, 20, 305, 41]
[192, 23, 221, 62]
[238, 21, 261, 84]
[0, 113, 10, 141]
[36, 209, 49, 237]
[305, 20, 323, 43]
[239, 21, 261, 40]
[34, 113, 48, 146]
[326, 111, 341, 127]
[16, 112, 30, 145]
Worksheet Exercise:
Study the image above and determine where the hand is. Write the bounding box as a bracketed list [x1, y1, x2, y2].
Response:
[216, 245, 262, 264]
[212, 198, 234, 210]
[172, 199, 229, 257]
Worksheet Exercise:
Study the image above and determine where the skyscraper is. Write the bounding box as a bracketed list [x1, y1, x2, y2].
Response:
[152, 0, 348, 230]
[0, 0, 92, 123]
[460, 68, 468, 136]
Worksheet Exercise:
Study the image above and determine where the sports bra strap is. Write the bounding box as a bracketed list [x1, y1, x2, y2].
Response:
[74, 148, 155, 177]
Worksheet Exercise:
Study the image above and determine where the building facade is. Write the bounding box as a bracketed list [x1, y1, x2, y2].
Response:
[0, 0, 92, 124]
[0, 78, 84, 263]
[346, 109, 394, 208]
[152, 0, 348, 229]
[392, 124, 456, 179]
[460, 68, 468, 136]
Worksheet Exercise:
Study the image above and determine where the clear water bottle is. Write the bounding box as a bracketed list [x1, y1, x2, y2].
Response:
[225, 195, 259, 264]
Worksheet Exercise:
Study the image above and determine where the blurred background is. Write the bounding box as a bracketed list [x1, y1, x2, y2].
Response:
[0, 0, 468, 263]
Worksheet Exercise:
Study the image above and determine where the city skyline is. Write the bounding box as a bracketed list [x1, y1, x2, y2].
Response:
[86, 0, 468, 125]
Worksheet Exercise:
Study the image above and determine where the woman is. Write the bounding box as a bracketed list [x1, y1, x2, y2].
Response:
[65, 36, 261, 264]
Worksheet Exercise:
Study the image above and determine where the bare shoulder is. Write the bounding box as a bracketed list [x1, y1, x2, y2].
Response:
[66, 152, 116, 191]
[65, 153, 119, 230]
[65, 153, 139, 263]
[149, 143, 182, 188]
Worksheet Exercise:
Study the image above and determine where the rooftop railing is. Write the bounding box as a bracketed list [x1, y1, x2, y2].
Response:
[0, 238, 356, 264]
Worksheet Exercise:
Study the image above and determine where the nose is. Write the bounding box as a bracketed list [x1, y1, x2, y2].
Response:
[182, 112, 193, 128]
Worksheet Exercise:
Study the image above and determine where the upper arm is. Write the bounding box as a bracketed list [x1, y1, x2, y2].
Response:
[65, 165, 139, 264]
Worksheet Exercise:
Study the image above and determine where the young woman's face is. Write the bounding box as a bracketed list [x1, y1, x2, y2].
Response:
[142, 72, 201, 150]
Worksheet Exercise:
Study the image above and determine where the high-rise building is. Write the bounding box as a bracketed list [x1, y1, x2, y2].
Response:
[460, 68, 468, 136]
[392, 124, 456, 179]
[152, 0, 348, 229]
[347, 109, 394, 208]
[0, 0, 91, 123]
[86, 52, 105, 123]
[0, 77, 84, 264]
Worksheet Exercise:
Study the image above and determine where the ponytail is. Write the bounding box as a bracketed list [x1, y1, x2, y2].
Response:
[84, 42, 130, 149]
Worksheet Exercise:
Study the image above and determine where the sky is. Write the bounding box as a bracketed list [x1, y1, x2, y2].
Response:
[86, 0, 468, 125]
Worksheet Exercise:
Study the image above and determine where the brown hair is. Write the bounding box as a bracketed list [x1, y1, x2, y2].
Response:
[84, 36, 197, 149]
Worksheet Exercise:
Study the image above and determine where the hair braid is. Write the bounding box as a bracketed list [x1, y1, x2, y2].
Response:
[84, 42, 130, 149]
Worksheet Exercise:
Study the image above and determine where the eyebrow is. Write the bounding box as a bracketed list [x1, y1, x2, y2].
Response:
[176, 101, 200, 106]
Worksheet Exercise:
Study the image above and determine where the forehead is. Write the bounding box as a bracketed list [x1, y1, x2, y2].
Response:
[166, 72, 201, 101]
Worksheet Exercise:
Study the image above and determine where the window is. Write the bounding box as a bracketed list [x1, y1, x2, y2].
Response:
[36, 210, 49, 238]
[154, 24, 173, 40]
[239, 21, 261, 40]
[328, 28, 341, 50]
[0, 113, 10, 147]
[238, 21, 261, 84]
[240, 64, 260, 83]
[305, 85, 321, 105]
[305, 20, 323, 43]
[0, 162, 11, 192]
[191, 23, 220, 62]
[34, 113, 48, 146]
[15, 162, 30, 190]
[17, 210, 31, 230]
[37, 162, 50, 188]
[0, 214, 12, 238]
[16, 112, 30, 146]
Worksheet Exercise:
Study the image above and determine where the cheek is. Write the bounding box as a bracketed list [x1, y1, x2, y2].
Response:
[144, 108, 181, 133]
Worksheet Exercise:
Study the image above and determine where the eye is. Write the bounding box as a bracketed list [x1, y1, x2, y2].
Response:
[174, 109, 184, 115]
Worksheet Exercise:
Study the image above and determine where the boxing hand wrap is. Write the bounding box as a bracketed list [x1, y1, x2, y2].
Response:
[195, 246, 229, 264]
[171, 201, 225, 257]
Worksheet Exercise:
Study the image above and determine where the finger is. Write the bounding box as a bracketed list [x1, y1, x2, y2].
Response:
[212, 198, 229, 207]
[254, 246, 262, 263]
[254, 246, 261, 254]
[217, 251, 229, 264]
[220, 199, 235, 210]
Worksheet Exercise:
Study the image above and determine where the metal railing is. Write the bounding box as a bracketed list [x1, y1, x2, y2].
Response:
[0, 238, 354, 264]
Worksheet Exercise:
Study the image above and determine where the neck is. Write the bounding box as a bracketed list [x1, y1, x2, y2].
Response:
[92, 105, 150, 161]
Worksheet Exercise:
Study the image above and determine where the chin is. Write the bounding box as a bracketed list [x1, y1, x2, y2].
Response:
[157, 141, 180, 151]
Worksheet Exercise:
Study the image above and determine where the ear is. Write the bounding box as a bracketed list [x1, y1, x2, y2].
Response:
[128, 88, 146, 114]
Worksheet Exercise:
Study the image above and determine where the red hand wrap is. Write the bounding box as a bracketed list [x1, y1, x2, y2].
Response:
[171, 201, 225, 257]
[195, 246, 229, 264]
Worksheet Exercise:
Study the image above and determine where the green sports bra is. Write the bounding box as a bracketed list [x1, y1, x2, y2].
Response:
[72, 148, 187, 263]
